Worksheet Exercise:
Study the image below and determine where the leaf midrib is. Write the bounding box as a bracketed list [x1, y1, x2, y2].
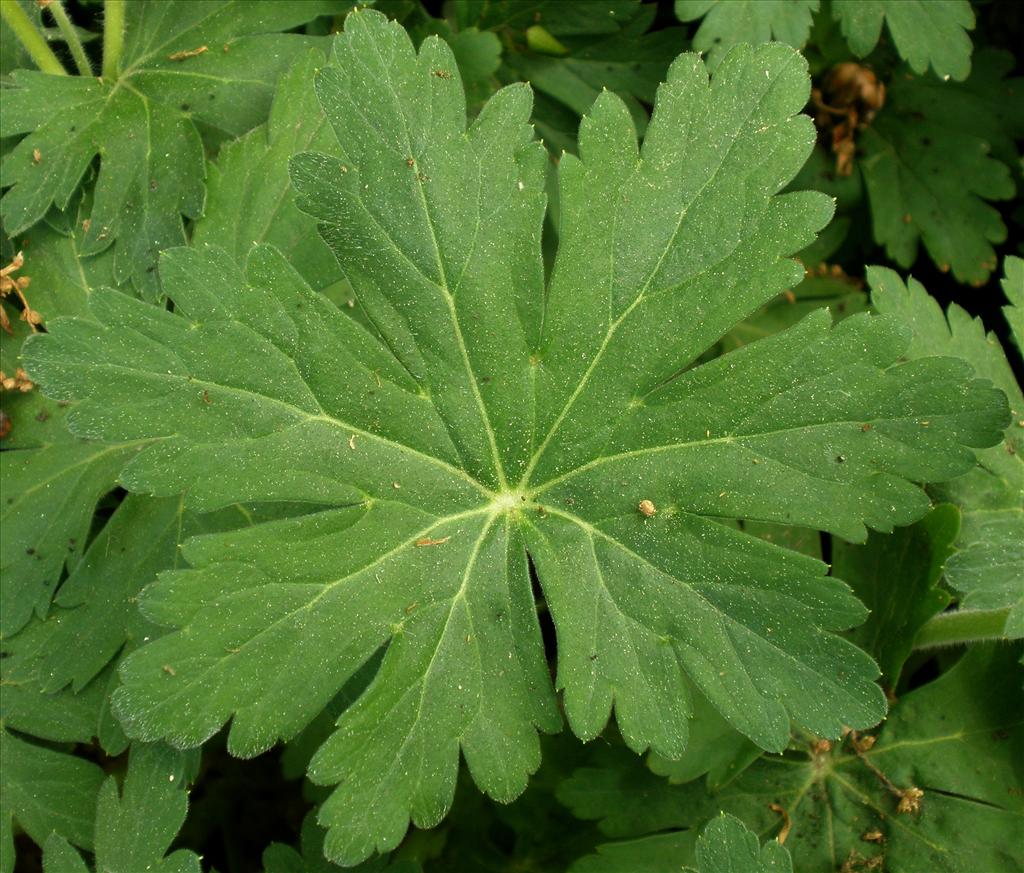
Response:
[520, 49, 802, 489]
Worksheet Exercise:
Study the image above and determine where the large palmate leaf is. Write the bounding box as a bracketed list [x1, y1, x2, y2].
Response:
[560, 644, 1024, 873]
[831, 0, 975, 81]
[0, 0, 347, 296]
[675, 1, 819, 69]
[23, 10, 1010, 865]
[871, 260, 1024, 636]
[42, 744, 200, 873]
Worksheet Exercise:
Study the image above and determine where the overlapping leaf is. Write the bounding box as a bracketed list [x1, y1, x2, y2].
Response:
[832, 0, 975, 81]
[676, 1, 819, 69]
[0, 731, 104, 873]
[858, 54, 1021, 285]
[560, 644, 1024, 873]
[192, 49, 343, 293]
[0, 0, 349, 296]
[1, 616, 107, 873]
[42, 743, 200, 873]
[23, 10, 1011, 865]
[871, 260, 1024, 636]
[0, 220, 147, 637]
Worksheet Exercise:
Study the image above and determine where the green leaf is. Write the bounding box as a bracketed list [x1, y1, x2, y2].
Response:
[192, 48, 344, 293]
[859, 66, 1018, 285]
[0, 0, 347, 296]
[870, 264, 1024, 637]
[675, 0, 819, 68]
[646, 687, 762, 791]
[566, 809, 792, 873]
[561, 644, 1024, 873]
[22, 11, 1010, 865]
[0, 730, 104, 873]
[42, 743, 201, 873]
[832, 0, 975, 81]
[453, 1, 644, 37]
[833, 505, 957, 687]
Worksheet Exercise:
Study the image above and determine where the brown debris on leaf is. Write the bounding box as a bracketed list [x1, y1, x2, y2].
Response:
[812, 63, 886, 177]
[769, 802, 792, 845]
[168, 45, 209, 61]
[0, 368, 35, 393]
[1, 251, 41, 334]
[415, 536, 451, 547]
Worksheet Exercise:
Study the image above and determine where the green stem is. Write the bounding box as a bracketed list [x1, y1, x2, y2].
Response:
[101, 0, 125, 81]
[45, 0, 92, 76]
[0, 0, 68, 75]
[913, 607, 1012, 650]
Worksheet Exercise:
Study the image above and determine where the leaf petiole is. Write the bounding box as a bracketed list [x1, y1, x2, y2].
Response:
[0, 0, 68, 76]
[101, 0, 125, 80]
[912, 607, 1012, 650]
[43, 0, 93, 76]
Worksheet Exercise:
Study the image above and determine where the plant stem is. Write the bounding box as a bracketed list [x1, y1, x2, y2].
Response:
[913, 607, 1012, 650]
[102, 0, 125, 81]
[45, 0, 92, 76]
[0, 0, 68, 75]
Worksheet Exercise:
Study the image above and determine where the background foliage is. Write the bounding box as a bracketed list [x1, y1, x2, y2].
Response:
[1, 1, 1021, 872]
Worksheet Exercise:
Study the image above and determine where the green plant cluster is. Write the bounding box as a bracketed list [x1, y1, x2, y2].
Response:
[0, 2, 1021, 872]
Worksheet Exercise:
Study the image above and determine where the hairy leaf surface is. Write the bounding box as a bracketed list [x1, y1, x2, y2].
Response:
[23, 10, 1010, 864]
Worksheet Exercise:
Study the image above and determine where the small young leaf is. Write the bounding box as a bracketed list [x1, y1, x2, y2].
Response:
[688, 813, 791, 873]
